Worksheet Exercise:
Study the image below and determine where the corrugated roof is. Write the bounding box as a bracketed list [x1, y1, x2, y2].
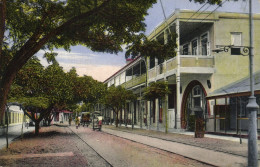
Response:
[207, 71, 260, 99]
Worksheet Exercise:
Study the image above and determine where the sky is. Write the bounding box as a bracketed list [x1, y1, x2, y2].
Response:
[37, 0, 260, 82]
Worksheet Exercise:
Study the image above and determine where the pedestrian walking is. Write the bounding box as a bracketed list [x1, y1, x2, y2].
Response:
[75, 117, 80, 129]
[69, 117, 72, 126]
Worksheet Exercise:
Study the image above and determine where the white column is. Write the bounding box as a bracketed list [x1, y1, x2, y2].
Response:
[164, 94, 169, 133]
[156, 98, 159, 131]
[176, 19, 181, 129]
[147, 101, 151, 129]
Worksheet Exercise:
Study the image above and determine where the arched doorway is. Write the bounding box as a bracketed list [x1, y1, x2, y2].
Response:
[181, 80, 209, 130]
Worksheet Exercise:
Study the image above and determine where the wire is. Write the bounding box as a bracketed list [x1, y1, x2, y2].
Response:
[159, 0, 173, 37]
[200, 0, 227, 23]
[179, 0, 227, 45]
[176, 2, 211, 33]
[159, 0, 211, 40]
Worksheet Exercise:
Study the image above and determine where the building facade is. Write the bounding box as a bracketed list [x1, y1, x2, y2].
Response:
[104, 10, 260, 133]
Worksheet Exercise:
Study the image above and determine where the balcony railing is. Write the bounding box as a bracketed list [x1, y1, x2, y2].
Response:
[149, 55, 214, 79]
[121, 74, 146, 89]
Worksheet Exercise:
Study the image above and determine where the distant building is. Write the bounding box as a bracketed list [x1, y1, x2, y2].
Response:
[0, 105, 27, 135]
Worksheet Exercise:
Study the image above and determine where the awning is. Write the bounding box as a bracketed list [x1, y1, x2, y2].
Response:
[58, 110, 73, 114]
[206, 71, 260, 100]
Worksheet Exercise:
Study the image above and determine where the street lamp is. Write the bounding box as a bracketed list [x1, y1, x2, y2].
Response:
[247, 0, 259, 166]
[212, 1, 259, 165]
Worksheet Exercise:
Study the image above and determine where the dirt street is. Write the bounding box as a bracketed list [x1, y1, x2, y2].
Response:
[71, 126, 212, 167]
[0, 125, 212, 167]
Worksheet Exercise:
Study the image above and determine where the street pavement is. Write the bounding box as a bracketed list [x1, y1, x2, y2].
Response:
[0, 123, 34, 149]
[70, 125, 211, 167]
[1, 122, 258, 167]
[102, 128, 248, 167]
[101, 125, 260, 167]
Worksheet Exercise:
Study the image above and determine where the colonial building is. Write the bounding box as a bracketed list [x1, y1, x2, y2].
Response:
[103, 10, 260, 133]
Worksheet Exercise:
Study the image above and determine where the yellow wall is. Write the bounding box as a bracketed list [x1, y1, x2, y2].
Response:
[212, 16, 260, 91]
[0, 112, 26, 126]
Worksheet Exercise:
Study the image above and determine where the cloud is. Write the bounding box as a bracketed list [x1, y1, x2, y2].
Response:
[60, 63, 123, 82]
[36, 47, 126, 82]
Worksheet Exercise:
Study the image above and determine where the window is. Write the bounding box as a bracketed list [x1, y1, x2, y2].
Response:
[168, 85, 176, 109]
[238, 96, 248, 117]
[115, 76, 120, 86]
[192, 39, 198, 55]
[183, 44, 189, 55]
[157, 33, 165, 45]
[158, 57, 164, 65]
[126, 68, 133, 82]
[231, 32, 242, 46]
[193, 86, 202, 107]
[149, 57, 155, 69]
[201, 33, 208, 55]
[141, 61, 146, 75]
[120, 72, 126, 84]
[133, 62, 140, 77]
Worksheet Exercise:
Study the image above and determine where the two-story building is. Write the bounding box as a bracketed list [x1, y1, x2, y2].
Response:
[104, 9, 260, 134]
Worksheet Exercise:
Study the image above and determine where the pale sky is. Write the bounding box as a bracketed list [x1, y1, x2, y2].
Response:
[37, 0, 260, 82]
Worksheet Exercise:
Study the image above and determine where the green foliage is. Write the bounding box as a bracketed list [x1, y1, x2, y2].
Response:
[143, 81, 170, 101]
[8, 55, 105, 113]
[8, 96, 49, 110]
[43, 52, 58, 64]
[103, 85, 136, 112]
[0, 0, 226, 119]
[4, 0, 157, 56]
[103, 85, 136, 127]
[125, 33, 177, 60]
[9, 56, 44, 98]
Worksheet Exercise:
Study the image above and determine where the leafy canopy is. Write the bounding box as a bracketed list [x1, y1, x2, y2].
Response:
[103, 85, 136, 112]
[143, 81, 170, 101]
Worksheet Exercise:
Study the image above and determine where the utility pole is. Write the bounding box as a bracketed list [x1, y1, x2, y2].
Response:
[247, 0, 259, 166]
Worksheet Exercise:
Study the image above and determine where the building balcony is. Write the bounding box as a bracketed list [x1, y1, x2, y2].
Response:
[148, 55, 215, 82]
[121, 74, 146, 89]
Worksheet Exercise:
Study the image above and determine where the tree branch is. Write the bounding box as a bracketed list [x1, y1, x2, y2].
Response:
[1, 0, 112, 94]
[8, 0, 112, 74]
[0, 0, 112, 120]
[0, 0, 6, 60]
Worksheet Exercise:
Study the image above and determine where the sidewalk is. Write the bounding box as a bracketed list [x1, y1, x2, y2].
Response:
[102, 126, 255, 167]
[103, 125, 260, 165]
[109, 124, 250, 143]
[0, 124, 34, 149]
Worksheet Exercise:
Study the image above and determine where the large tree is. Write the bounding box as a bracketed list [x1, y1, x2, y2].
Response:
[8, 57, 50, 135]
[8, 57, 102, 134]
[0, 0, 158, 120]
[0, 0, 223, 120]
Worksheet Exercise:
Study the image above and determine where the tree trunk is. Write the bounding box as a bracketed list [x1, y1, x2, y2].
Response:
[120, 109, 122, 127]
[5, 110, 9, 149]
[35, 121, 40, 135]
[115, 112, 119, 127]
